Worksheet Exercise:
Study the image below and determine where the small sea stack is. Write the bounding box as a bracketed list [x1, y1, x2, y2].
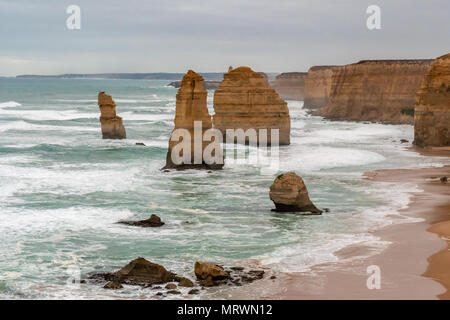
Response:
[213, 66, 291, 145]
[269, 172, 322, 214]
[414, 53, 450, 147]
[163, 70, 224, 170]
[98, 92, 126, 139]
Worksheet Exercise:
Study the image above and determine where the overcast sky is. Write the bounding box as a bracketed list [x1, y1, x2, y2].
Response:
[0, 0, 449, 76]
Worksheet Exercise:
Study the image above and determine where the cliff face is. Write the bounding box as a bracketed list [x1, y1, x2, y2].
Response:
[98, 92, 126, 139]
[316, 60, 433, 124]
[270, 72, 307, 101]
[414, 54, 450, 147]
[213, 66, 291, 145]
[304, 66, 335, 109]
[164, 70, 223, 169]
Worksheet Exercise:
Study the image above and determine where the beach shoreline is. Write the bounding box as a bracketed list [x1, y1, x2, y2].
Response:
[225, 159, 450, 300]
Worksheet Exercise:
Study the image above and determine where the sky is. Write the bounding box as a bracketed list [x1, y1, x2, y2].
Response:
[0, 0, 449, 76]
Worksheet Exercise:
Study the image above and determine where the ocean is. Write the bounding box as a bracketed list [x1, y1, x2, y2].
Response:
[0, 78, 448, 299]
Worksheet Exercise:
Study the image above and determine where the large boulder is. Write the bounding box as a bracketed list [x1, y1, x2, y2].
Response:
[163, 70, 224, 170]
[194, 261, 230, 280]
[98, 92, 126, 139]
[414, 53, 450, 147]
[213, 66, 291, 145]
[269, 172, 322, 214]
[113, 257, 177, 285]
[118, 214, 165, 228]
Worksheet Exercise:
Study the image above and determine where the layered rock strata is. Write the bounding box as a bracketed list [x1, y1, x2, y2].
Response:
[414, 53, 450, 147]
[213, 66, 291, 145]
[304, 66, 336, 109]
[164, 70, 224, 169]
[315, 60, 433, 124]
[98, 92, 126, 139]
[270, 72, 307, 101]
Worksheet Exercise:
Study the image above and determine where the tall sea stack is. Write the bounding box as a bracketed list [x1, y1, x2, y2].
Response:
[213, 66, 291, 145]
[98, 92, 126, 139]
[164, 70, 223, 170]
[414, 53, 450, 147]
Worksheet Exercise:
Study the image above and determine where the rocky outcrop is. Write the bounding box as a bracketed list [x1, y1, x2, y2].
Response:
[270, 72, 307, 101]
[304, 66, 336, 109]
[168, 80, 221, 90]
[97, 257, 178, 286]
[414, 53, 450, 147]
[269, 172, 322, 214]
[98, 92, 126, 139]
[213, 66, 291, 145]
[164, 70, 224, 170]
[194, 261, 230, 280]
[118, 214, 165, 227]
[315, 60, 433, 124]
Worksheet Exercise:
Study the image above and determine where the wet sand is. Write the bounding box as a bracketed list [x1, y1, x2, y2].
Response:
[226, 164, 450, 300]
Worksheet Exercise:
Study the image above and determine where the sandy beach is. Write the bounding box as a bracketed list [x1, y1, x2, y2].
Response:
[226, 157, 450, 300]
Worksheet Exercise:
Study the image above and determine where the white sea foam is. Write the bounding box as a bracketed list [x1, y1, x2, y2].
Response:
[0, 101, 21, 108]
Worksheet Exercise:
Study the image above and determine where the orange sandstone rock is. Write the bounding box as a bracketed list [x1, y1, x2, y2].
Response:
[315, 60, 433, 124]
[414, 53, 450, 147]
[304, 66, 336, 109]
[164, 70, 223, 170]
[213, 66, 291, 145]
[269, 172, 322, 214]
[271, 72, 307, 101]
[98, 92, 126, 139]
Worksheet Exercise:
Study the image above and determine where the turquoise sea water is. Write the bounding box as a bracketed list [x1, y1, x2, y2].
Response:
[0, 78, 448, 299]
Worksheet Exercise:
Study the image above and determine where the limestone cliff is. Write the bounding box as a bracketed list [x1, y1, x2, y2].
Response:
[270, 72, 307, 101]
[164, 70, 223, 170]
[213, 66, 291, 145]
[315, 60, 433, 124]
[98, 92, 126, 139]
[304, 66, 335, 109]
[414, 54, 450, 147]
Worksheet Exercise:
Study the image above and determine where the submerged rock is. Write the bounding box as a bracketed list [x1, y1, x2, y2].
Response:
[118, 214, 165, 228]
[103, 281, 123, 290]
[98, 92, 126, 139]
[269, 172, 322, 214]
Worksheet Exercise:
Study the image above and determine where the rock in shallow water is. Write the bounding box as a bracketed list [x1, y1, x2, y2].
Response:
[194, 261, 230, 280]
[118, 214, 165, 228]
[269, 172, 322, 214]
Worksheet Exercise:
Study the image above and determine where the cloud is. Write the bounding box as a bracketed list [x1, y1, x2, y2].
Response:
[0, 0, 448, 75]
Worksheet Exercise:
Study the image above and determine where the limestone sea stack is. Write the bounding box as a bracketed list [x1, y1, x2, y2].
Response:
[269, 172, 322, 214]
[98, 92, 126, 139]
[163, 70, 224, 170]
[414, 53, 450, 147]
[270, 72, 307, 101]
[315, 60, 433, 124]
[304, 66, 336, 109]
[213, 66, 291, 145]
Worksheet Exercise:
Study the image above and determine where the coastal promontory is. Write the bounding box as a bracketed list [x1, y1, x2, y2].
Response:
[414, 53, 450, 147]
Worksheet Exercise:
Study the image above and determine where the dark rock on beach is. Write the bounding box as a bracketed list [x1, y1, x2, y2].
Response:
[103, 281, 123, 289]
[118, 214, 165, 228]
[91, 257, 178, 287]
